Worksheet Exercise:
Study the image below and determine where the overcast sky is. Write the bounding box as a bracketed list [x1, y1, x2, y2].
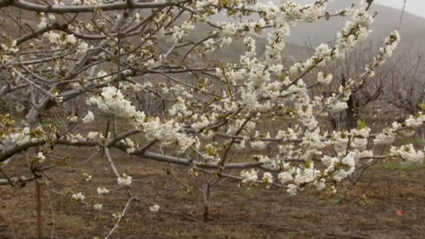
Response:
[362, 0, 425, 17]
[366, 0, 424, 18]
[294, 0, 425, 18]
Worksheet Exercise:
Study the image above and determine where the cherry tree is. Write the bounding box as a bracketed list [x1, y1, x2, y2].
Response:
[383, 48, 425, 143]
[385, 49, 425, 116]
[0, 0, 423, 237]
[304, 40, 387, 131]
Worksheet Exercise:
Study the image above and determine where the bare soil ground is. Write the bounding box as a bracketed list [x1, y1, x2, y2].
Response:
[1, 143, 425, 239]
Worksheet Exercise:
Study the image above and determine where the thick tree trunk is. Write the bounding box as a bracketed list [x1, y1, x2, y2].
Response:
[341, 74, 357, 130]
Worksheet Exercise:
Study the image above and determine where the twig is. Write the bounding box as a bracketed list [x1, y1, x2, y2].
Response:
[104, 196, 136, 239]
[397, 0, 407, 31]
[100, 119, 111, 158]
[83, 151, 100, 164]
[104, 147, 136, 198]
[0, 168, 13, 186]
[45, 189, 55, 239]
[0, 175, 37, 186]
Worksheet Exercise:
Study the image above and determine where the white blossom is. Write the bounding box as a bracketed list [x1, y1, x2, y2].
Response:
[112, 212, 122, 220]
[35, 152, 46, 163]
[117, 174, 132, 186]
[149, 204, 160, 212]
[317, 72, 333, 85]
[71, 192, 85, 201]
[93, 203, 103, 211]
[97, 187, 110, 195]
[240, 169, 258, 184]
[391, 144, 424, 164]
[77, 42, 89, 54]
[287, 184, 298, 196]
[374, 132, 395, 145]
[262, 172, 273, 188]
[82, 111, 95, 123]
[83, 173, 92, 182]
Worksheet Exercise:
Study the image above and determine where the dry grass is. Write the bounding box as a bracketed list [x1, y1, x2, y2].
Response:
[0, 116, 424, 238]
[1, 143, 425, 239]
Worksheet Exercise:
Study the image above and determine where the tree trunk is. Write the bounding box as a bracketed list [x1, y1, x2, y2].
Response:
[36, 180, 43, 239]
[203, 205, 209, 223]
[330, 117, 339, 131]
[342, 74, 357, 130]
[203, 184, 210, 223]
[345, 94, 357, 130]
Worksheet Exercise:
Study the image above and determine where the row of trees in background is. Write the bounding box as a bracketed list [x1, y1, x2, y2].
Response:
[302, 40, 425, 132]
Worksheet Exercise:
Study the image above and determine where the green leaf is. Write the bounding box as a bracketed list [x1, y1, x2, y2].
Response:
[305, 157, 313, 168]
[357, 120, 367, 129]
[418, 103, 425, 111]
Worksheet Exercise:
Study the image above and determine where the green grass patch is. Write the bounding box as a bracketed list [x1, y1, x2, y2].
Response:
[11, 116, 59, 126]
[375, 161, 417, 171]
[397, 137, 424, 145]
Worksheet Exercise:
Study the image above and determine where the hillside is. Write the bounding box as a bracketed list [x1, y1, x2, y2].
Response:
[209, 0, 425, 56]
[286, 0, 425, 52]
[2, 1, 424, 63]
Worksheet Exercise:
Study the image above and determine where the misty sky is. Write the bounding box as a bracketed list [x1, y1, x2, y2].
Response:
[294, 0, 425, 18]
[375, 0, 425, 17]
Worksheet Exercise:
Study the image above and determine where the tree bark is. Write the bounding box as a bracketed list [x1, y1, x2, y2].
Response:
[203, 184, 210, 223]
[345, 94, 357, 130]
[341, 74, 357, 130]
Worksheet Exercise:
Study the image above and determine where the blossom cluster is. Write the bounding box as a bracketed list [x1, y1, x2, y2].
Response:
[1, 0, 423, 209]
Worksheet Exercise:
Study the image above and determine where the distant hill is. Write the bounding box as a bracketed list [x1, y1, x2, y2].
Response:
[209, 0, 425, 56]
[285, 0, 425, 53]
[3, 0, 424, 63]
